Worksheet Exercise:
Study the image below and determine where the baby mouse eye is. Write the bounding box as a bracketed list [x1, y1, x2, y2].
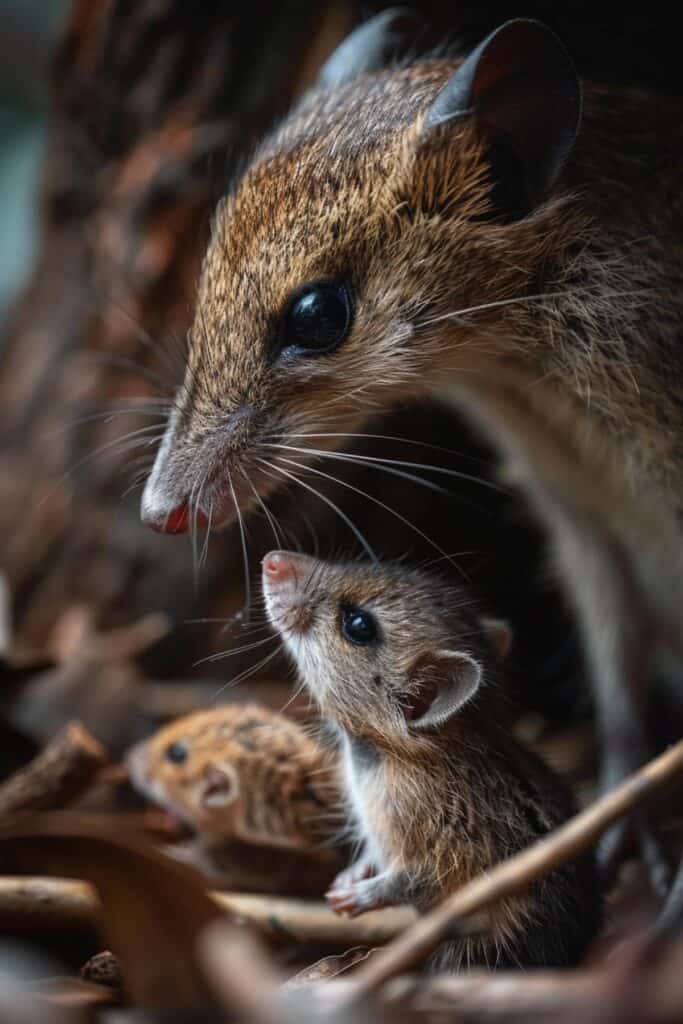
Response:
[341, 604, 379, 646]
[279, 281, 352, 356]
[165, 741, 188, 764]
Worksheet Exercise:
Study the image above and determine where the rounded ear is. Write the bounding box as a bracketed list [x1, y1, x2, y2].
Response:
[199, 763, 239, 808]
[480, 616, 513, 659]
[423, 19, 581, 218]
[405, 650, 482, 731]
[317, 8, 416, 89]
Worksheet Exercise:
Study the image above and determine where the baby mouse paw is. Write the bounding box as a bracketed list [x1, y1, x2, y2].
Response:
[326, 874, 391, 918]
[330, 859, 377, 892]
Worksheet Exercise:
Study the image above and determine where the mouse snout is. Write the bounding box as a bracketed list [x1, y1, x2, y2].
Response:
[262, 551, 317, 635]
[141, 467, 205, 534]
[262, 550, 302, 584]
[262, 550, 318, 589]
[143, 500, 191, 534]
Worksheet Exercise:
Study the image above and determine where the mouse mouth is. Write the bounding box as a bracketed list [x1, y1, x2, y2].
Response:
[155, 807, 197, 841]
[141, 401, 286, 535]
[142, 456, 279, 534]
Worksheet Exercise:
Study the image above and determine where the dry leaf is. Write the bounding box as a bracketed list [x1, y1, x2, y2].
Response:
[286, 947, 377, 987]
[0, 813, 223, 1010]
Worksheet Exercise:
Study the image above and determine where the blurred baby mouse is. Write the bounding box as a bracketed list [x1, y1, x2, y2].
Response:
[127, 703, 343, 890]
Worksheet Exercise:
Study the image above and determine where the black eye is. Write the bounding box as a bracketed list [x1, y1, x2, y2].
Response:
[280, 281, 352, 356]
[341, 605, 379, 646]
[165, 741, 188, 764]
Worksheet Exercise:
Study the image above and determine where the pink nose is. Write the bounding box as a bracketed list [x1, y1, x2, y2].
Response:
[262, 550, 298, 583]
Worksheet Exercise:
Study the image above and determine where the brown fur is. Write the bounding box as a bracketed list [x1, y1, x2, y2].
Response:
[143, 53, 683, 652]
[141, 32, 683, 865]
[146, 59, 682, 502]
[127, 703, 340, 850]
[263, 552, 600, 969]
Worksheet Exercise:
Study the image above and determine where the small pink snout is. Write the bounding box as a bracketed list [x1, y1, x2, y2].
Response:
[262, 550, 300, 584]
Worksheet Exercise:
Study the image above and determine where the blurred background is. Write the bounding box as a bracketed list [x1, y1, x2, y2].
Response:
[0, 0, 66, 320]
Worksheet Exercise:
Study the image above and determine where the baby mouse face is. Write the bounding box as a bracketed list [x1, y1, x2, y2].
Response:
[263, 550, 511, 744]
[127, 709, 245, 838]
[127, 703, 334, 849]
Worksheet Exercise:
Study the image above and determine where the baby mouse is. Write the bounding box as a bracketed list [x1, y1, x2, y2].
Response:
[127, 703, 341, 854]
[263, 550, 600, 970]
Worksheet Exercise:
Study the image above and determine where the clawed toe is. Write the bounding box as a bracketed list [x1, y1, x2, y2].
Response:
[326, 887, 365, 917]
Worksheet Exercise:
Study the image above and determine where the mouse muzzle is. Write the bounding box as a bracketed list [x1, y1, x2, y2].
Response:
[262, 550, 317, 636]
[141, 405, 261, 533]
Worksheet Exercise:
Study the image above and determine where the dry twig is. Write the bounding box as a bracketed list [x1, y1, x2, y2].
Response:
[0, 722, 107, 816]
[0, 876, 415, 945]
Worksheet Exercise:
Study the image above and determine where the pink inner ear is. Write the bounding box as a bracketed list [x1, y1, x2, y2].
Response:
[402, 677, 438, 721]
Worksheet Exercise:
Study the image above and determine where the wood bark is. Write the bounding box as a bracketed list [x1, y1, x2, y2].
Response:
[0, 0, 341, 665]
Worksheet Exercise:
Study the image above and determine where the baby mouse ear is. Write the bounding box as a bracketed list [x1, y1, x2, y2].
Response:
[423, 19, 581, 219]
[480, 616, 513, 659]
[199, 763, 239, 808]
[405, 650, 482, 731]
[318, 8, 417, 89]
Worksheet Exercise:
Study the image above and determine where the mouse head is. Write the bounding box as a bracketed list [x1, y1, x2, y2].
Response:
[262, 550, 511, 745]
[141, 16, 581, 533]
[126, 708, 250, 841]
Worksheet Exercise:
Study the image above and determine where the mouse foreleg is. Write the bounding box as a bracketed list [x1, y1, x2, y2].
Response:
[326, 866, 413, 917]
[328, 854, 378, 892]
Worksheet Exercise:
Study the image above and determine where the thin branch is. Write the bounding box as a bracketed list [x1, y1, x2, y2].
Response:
[375, 969, 631, 1023]
[0, 723, 108, 816]
[0, 877, 416, 946]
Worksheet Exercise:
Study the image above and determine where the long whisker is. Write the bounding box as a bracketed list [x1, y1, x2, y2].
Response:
[256, 459, 378, 563]
[209, 644, 282, 702]
[243, 470, 283, 549]
[189, 476, 203, 585]
[103, 295, 187, 382]
[229, 471, 252, 617]
[50, 268, 190, 383]
[263, 431, 493, 466]
[194, 632, 278, 667]
[279, 673, 309, 716]
[287, 442, 503, 493]
[199, 496, 213, 570]
[265, 443, 478, 497]
[121, 466, 156, 500]
[84, 350, 178, 395]
[43, 424, 166, 504]
[414, 286, 653, 329]
[271, 454, 467, 579]
[49, 402, 171, 436]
